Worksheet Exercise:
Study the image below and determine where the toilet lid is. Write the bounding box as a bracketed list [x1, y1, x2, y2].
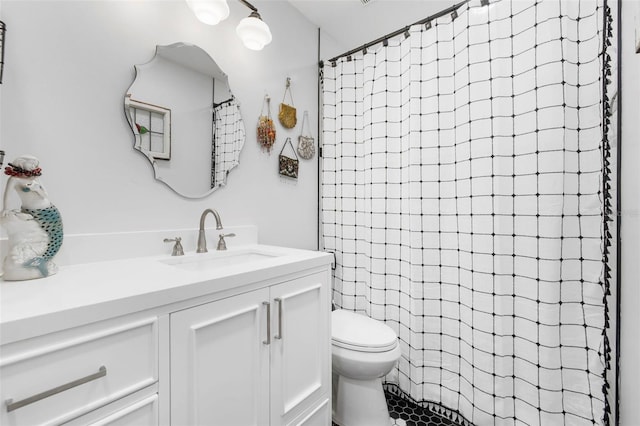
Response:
[331, 310, 398, 353]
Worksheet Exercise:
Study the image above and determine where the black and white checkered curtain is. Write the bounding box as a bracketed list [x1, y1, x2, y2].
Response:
[321, 0, 614, 424]
[211, 100, 244, 188]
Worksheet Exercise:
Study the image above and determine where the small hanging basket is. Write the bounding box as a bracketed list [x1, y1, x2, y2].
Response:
[257, 95, 276, 152]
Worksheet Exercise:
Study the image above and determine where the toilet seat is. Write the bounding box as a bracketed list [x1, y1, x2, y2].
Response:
[332, 339, 397, 353]
[331, 310, 398, 353]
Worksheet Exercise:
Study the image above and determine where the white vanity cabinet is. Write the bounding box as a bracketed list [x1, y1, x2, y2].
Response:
[170, 271, 331, 426]
[0, 244, 332, 426]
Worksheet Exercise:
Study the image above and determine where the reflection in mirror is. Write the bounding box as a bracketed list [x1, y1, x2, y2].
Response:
[124, 42, 245, 198]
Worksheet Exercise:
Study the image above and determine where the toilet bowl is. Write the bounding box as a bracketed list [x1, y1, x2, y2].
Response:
[331, 309, 401, 426]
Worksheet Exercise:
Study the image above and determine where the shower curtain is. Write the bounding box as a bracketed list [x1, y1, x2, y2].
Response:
[321, 0, 614, 425]
[211, 99, 244, 188]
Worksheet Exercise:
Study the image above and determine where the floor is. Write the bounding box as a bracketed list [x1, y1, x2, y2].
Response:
[333, 389, 464, 426]
[385, 391, 463, 426]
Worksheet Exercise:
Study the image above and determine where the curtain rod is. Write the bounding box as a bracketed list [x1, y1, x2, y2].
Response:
[325, 0, 471, 65]
[212, 97, 234, 108]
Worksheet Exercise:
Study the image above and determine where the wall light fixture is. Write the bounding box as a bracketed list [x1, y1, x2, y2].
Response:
[186, 0, 272, 51]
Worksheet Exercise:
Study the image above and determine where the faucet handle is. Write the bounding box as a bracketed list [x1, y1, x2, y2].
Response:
[164, 237, 185, 256]
[217, 233, 236, 251]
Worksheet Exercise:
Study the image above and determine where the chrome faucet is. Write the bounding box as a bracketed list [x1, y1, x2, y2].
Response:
[197, 209, 223, 253]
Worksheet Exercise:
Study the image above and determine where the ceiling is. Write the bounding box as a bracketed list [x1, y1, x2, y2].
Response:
[286, 0, 459, 58]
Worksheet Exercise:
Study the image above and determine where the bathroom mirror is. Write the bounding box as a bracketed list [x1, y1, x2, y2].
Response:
[125, 42, 245, 198]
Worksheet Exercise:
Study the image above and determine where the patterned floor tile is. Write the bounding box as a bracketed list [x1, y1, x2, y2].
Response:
[332, 389, 464, 426]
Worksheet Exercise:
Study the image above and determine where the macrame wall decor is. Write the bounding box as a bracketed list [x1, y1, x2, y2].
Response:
[257, 95, 276, 152]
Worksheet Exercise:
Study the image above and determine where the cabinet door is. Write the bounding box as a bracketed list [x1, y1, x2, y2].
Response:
[170, 288, 270, 426]
[290, 399, 330, 426]
[270, 272, 330, 425]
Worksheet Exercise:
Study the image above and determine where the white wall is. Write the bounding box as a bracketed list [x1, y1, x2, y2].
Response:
[293, 0, 458, 60]
[0, 0, 320, 250]
[620, 1, 640, 423]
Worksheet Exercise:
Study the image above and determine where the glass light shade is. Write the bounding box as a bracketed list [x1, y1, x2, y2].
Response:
[236, 15, 272, 51]
[186, 0, 229, 25]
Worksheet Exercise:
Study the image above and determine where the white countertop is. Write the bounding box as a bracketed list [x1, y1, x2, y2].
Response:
[0, 244, 332, 345]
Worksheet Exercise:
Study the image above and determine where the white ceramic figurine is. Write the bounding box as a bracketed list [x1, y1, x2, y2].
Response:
[1, 155, 63, 281]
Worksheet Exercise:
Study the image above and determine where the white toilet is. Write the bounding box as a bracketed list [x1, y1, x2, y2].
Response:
[331, 309, 402, 426]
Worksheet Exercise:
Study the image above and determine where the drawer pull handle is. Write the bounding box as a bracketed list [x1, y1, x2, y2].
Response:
[5, 366, 107, 413]
[274, 298, 283, 340]
[263, 301, 271, 345]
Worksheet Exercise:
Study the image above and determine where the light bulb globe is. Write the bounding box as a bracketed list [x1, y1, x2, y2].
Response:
[186, 0, 230, 25]
[236, 14, 272, 51]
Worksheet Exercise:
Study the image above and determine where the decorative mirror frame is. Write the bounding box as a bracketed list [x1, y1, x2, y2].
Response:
[124, 43, 246, 198]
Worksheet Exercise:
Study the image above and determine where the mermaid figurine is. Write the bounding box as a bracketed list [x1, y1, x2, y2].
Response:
[1, 155, 63, 280]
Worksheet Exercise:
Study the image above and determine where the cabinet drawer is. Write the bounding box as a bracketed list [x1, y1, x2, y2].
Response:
[64, 388, 159, 426]
[1, 317, 158, 426]
[87, 394, 158, 426]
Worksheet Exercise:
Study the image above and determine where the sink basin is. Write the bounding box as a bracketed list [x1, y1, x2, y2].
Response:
[159, 249, 280, 272]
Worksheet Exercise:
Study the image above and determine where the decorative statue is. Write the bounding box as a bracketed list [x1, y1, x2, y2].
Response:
[1, 155, 63, 281]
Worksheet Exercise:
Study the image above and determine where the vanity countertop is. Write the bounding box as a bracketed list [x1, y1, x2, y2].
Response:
[0, 244, 332, 345]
